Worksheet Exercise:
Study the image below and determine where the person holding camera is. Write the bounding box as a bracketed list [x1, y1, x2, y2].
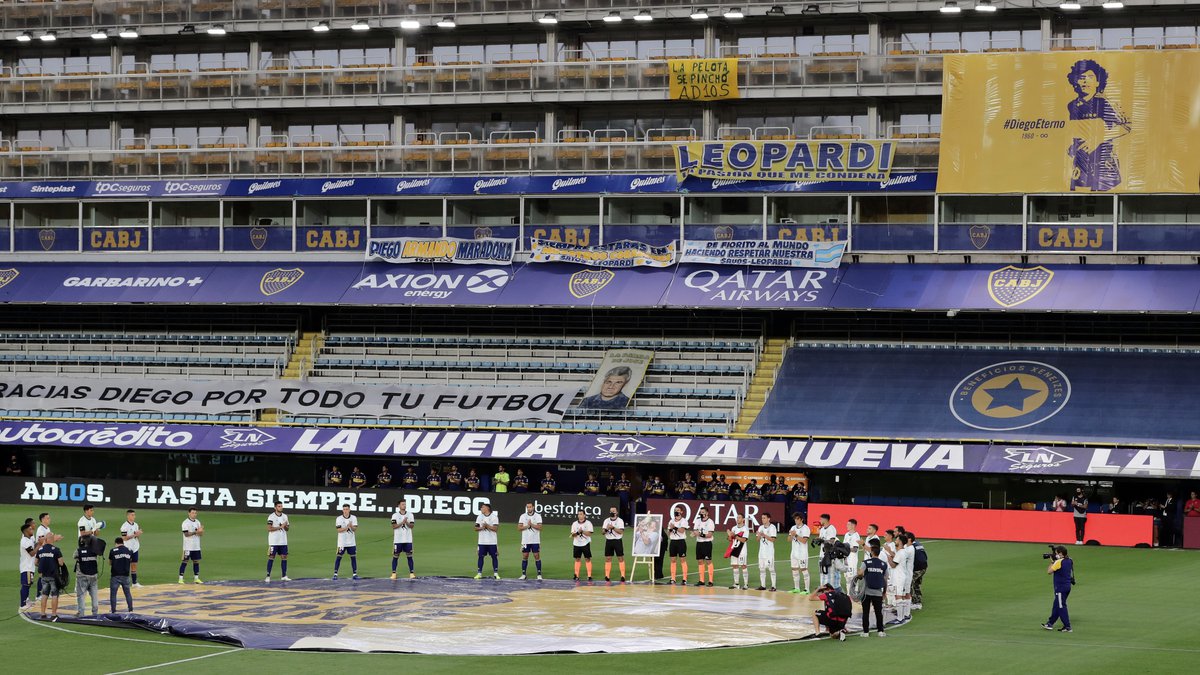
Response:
[73, 534, 102, 617]
[667, 507, 689, 584]
[35, 534, 65, 621]
[816, 514, 839, 590]
[1042, 545, 1075, 633]
[809, 583, 853, 642]
[108, 536, 134, 613]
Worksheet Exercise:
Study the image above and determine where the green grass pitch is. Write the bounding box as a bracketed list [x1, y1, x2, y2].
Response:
[2, 504, 1198, 674]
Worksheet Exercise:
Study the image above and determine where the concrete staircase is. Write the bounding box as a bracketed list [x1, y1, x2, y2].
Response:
[261, 331, 324, 426]
[733, 337, 788, 435]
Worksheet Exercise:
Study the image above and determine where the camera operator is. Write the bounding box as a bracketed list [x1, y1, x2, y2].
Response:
[809, 583, 853, 642]
[1041, 545, 1075, 633]
[73, 534, 104, 617]
[108, 537, 133, 613]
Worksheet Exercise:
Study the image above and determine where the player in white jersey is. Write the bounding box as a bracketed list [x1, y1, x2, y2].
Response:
[816, 513, 839, 590]
[265, 501, 291, 582]
[474, 503, 500, 579]
[517, 502, 543, 580]
[756, 513, 779, 591]
[601, 507, 626, 583]
[887, 533, 914, 623]
[881, 529, 898, 607]
[727, 514, 750, 590]
[666, 507, 689, 584]
[843, 519, 862, 591]
[333, 504, 360, 580]
[178, 508, 204, 584]
[119, 510, 144, 588]
[78, 504, 103, 538]
[692, 506, 716, 587]
[390, 500, 416, 580]
[35, 512, 59, 548]
[19, 521, 37, 610]
[788, 512, 812, 594]
[570, 510, 594, 582]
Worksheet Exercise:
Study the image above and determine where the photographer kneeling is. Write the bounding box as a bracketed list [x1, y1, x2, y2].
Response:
[809, 583, 853, 642]
[74, 534, 105, 617]
[1041, 545, 1075, 633]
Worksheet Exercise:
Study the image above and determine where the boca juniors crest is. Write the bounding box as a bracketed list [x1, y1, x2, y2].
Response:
[950, 360, 1071, 431]
[0, 269, 19, 290]
[38, 229, 55, 251]
[249, 227, 268, 251]
[987, 265, 1054, 308]
[969, 225, 991, 250]
[260, 268, 305, 296]
[568, 269, 615, 299]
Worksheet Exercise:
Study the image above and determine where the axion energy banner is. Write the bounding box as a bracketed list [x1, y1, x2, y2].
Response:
[937, 51, 1200, 193]
[681, 239, 846, 268]
[365, 237, 516, 265]
[0, 376, 578, 422]
[528, 239, 677, 268]
[668, 58, 739, 101]
[675, 140, 895, 182]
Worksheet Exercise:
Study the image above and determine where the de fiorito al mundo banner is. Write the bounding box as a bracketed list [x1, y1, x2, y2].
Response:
[937, 50, 1200, 193]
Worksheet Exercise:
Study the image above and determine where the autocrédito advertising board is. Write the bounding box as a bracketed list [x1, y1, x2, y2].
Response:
[0, 476, 616, 524]
[528, 239, 678, 268]
[680, 239, 846, 268]
[0, 376, 579, 422]
[365, 237, 516, 265]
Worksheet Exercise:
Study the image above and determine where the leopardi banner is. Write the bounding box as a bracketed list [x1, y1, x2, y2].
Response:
[674, 140, 896, 182]
[937, 50, 1200, 193]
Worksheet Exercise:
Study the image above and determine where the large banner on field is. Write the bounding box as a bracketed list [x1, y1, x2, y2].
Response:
[365, 237, 516, 265]
[675, 140, 896, 182]
[528, 239, 677, 268]
[0, 376, 577, 422]
[681, 239, 845, 268]
[938, 51, 1200, 193]
[0, 477, 615, 523]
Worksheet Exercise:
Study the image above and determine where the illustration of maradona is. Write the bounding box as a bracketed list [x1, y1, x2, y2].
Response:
[1066, 59, 1131, 191]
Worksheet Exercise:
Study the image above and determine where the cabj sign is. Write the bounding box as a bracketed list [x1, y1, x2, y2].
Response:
[676, 141, 895, 182]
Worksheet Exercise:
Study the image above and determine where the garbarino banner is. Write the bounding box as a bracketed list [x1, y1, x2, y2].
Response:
[365, 237, 516, 265]
[0, 477, 614, 523]
[0, 376, 578, 422]
[675, 140, 895, 182]
[937, 51, 1200, 193]
[680, 239, 846, 268]
[0, 421, 1196, 478]
[528, 239, 678, 268]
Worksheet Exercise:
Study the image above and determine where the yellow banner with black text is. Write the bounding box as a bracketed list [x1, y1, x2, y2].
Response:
[668, 58, 740, 101]
[937, 51, 1200, 193]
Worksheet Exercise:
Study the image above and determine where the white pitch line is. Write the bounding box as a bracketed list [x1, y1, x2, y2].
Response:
[105, 649, 239, 674]
[18, 612, 234, 649]
[901, 632, 1200, 654]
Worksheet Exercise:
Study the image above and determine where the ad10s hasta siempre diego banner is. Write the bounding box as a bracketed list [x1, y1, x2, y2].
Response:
[675, 140, 896, 182]
[0, 376, 578, 422]
[937, 51, 1200, 193]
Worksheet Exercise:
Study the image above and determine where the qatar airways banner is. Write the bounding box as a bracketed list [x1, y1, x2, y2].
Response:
[1, 421, 1197, 478]
[0, 477, 614, 523]
[0, 376, 578, 422]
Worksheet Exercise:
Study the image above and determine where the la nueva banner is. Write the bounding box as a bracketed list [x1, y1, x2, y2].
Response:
[0, 421, 1196, 479]
[680, 239, 846, 268]
[0, 376, 578, 422]
[528, 239, 678, 268]
[675, 141, 896, 182]
[365, 237, 516, 265]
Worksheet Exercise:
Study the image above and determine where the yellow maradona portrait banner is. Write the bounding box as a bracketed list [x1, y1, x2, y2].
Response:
[675, 140, 895, 182]
[668, 58, 739, 101]
[937, 51, 1200, 193]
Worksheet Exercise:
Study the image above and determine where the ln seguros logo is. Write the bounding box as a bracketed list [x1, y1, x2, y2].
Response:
[594, 436, 655, 460]
[1001, 447, 1074, 472]
[950, 360, 1071, 431]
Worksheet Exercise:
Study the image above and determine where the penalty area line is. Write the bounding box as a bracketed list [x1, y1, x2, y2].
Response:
[105, 649, 239, 675]
[900, 632, 1200, 654]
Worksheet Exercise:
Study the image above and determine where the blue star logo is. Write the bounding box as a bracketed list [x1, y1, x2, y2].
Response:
[982, 376, 1039, 412]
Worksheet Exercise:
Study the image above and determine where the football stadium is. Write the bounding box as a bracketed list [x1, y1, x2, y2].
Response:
[2, 0, 1200, 672]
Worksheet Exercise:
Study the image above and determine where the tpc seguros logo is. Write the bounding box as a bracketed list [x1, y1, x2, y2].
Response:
[950, 360, 1071, 431]
[594, 436, 655, 460]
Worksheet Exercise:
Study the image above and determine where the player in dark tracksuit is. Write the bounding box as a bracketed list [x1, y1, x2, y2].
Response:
[1042, 546, 1074, 633]
[857, 543, 889, 637]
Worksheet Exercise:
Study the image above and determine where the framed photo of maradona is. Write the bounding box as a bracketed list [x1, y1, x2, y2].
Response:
[632, 513, 663, 557]
[580, 349, 654, 410]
